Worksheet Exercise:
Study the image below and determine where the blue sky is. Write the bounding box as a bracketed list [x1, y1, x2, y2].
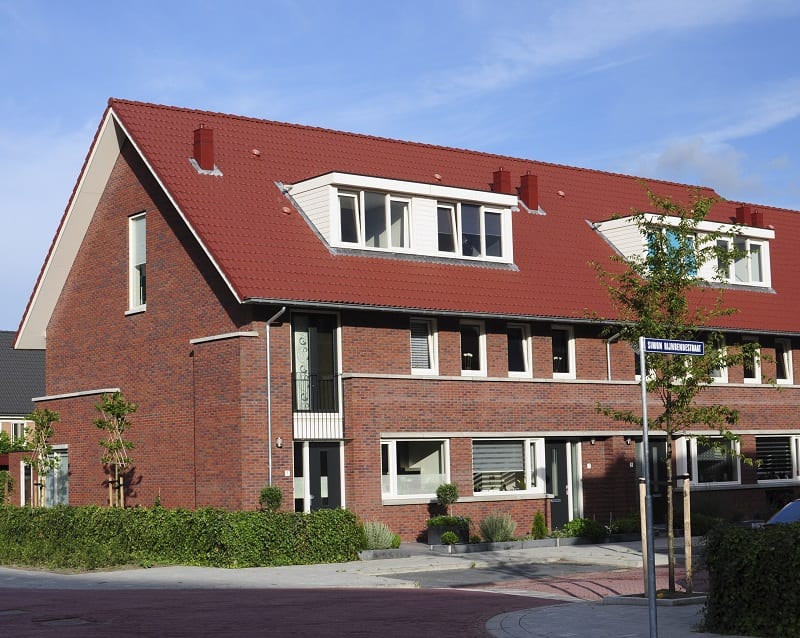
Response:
[1, 0, 799, 330]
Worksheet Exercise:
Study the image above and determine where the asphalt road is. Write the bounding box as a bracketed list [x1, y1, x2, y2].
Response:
[0, 587, 558, 637]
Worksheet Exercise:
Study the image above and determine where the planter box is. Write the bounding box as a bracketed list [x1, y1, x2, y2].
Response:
[427, 525, 469, 545]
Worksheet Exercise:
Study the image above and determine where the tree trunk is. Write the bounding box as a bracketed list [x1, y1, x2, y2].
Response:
[666, 436, 675, 592]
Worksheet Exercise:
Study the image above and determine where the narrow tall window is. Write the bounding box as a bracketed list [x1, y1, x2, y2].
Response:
[364, 191, 387, 247]
[743, 338, 761, 384]
[338, 193, 360, 244]
[437, 204, 456, 252]
[410, 319, 437, 374]
[552, 327, 575, 378]
[507, 324, 530, 376]
[775, 339, 793, 384]
[460, 320, 485, 375]
[485, 211, 503, 257]
[129, 213, 146, 309]
[461, 204, 481, 257]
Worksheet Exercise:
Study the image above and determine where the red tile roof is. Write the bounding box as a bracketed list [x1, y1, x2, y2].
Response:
[110, 98, 800, 333]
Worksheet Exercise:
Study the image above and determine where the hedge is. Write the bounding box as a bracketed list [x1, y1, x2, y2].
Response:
[703, 522, 800, 637]
[0, 505, 363, 569]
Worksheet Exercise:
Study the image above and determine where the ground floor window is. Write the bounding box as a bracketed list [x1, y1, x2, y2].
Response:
[472, 438, 545, 494]
[679, 436, 740, 485]
[755, 435, 800, 481]
[381, 439, 448, 498]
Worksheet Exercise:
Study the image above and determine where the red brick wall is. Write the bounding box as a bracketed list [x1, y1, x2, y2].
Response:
[38, 144, 800, 539]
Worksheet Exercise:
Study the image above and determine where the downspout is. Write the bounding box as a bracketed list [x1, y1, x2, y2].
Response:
[606, 331, 623, 380]
[266, 306, 287, 486]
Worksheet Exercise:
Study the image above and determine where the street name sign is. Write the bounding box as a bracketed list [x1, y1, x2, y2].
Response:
[643, 338, 704, 356]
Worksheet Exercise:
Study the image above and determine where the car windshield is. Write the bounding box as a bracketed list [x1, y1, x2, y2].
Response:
[768, 500, 800, 524]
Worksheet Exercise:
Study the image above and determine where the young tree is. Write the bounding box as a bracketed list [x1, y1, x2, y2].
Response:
[94, 391, 137, 507]
[593, 190, 761, 592]
[24, 408, 60, 507]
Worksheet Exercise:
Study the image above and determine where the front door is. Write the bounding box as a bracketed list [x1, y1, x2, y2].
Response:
[308, 442, 341, 511]
[546, 441, 570, 529]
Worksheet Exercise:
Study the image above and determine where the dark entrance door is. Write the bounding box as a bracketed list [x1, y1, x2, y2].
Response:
[545, 441, 570, 529]
[309, 442, 341, 511]
[636, 439, 668, 524]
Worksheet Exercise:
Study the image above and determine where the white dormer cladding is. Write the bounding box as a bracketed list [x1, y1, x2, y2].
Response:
[594, 213, 775, 288]
[285, 172, 517, 264]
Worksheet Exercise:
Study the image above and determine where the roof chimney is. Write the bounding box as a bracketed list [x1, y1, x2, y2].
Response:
[735, 205, 751, 226]
[751, 208, 764, 228]
[519, 173, 539, 210]
[492, 168, 513, 194]
[193, 125, 215, 171]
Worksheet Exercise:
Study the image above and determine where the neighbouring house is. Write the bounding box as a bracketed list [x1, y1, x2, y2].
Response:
[12, 99, 800, 538]
[0, 329, 44, 502]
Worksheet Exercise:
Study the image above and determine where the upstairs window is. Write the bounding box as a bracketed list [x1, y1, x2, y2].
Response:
[129, 213, 146, 310]
[437, 204, 457, 253]
[338, 190, 409, 249]
[552, 326, 575, 379]
[460, 320, 486, 376]
[716, 237, 767, 285]
[410, 318, 437, 375]
[775, 339, 793, 385]
[507, 323, 531, 377]
[459, 203, 504, 258]
[742, 338, 761, 384]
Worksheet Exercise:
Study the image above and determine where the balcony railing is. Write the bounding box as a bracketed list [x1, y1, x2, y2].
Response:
[292, 373, 339, 413]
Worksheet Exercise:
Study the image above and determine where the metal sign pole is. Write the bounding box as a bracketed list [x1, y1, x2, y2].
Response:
[639, 336, 659, 638]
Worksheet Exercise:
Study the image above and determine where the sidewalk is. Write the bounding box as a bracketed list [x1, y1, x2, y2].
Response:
[0, 538, 755, 638]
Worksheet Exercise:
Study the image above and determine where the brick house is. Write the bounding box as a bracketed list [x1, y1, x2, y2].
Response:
[13, 99, 800, 539]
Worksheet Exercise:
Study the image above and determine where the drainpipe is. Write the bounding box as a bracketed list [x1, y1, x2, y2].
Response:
[266, 306, 287, 486]
[606, 331, 623, 380]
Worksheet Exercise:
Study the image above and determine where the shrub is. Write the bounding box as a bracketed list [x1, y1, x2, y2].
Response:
[426, 515, 470, 529]
[258, 485, 282, 512]
[704, 523, 800, 637]
[480, 512, 517, 542]
[609, 512, 640, 535]
[557, 517, 608, 542]
[435, 483, 459, 514]
[531, 511, 548, 539]
[0, 504, 362, 569]
[362, 521, 398, 550]
[440, 531, 459, 545]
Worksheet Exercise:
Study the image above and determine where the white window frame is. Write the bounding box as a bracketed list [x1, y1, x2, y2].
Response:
[551, 325, 576, 379]
[410, 318, 438, 375]
[743, 338, 761, 384]
[460, 319, 487, 377]
[436, 203, 458, 253]
[457, 202, 506, 259]
[728, 238, 769, 285]
[128, 213, 146, 311]
[381, 439, 450, 499]
[337, 189, 411, 251]
[677, 436, 741, 487]
[471, 437, 545, 495]
[709, 339, 728, 384]
[11, 421, 26, 442]
[507, 323, 532, 378]
[775, 338, 793, 385]
[754, 435, 800, 483]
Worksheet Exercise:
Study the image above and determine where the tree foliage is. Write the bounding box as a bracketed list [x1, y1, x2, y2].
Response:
[23, 408, 60, 506]
[94, 391, 137, 507]
[593, 189, 763, 590]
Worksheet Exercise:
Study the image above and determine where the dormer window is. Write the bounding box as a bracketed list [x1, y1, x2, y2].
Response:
[286, 172, 517, 265]
[594, 213, 774, 289]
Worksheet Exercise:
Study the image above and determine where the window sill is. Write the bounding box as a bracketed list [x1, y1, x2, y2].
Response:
[463, 492, 546, 502]
[381, 496, 436, 506]
[125, 306, 146, 316]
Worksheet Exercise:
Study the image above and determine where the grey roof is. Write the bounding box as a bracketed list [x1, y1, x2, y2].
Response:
[0, 330, 45, 417]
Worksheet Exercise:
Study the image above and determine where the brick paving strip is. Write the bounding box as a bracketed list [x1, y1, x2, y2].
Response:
[467, 566, 709, 601]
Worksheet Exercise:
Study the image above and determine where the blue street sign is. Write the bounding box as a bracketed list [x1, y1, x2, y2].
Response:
[643, 338, 704, 356]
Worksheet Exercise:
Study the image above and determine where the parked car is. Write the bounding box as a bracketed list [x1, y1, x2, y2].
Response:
[766, 499, 800, 525]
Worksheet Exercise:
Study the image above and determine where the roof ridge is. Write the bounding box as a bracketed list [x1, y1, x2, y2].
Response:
[108, 98, 727, 199]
